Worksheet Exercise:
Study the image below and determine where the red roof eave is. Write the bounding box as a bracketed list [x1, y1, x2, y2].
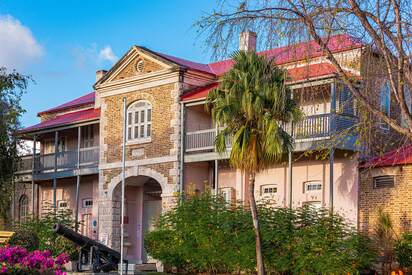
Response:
[19, 108, 100, 135]
[361, 144, 412, 168]
[37, 92, 95, 116]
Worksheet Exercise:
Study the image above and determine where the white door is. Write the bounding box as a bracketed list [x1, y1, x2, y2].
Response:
[142, 199, 162, 263]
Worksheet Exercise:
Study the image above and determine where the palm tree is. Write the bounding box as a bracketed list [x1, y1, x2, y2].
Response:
[206, 51, 301, 275]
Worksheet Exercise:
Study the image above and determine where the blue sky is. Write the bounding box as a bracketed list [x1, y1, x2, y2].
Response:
[0, 1, 217, 127]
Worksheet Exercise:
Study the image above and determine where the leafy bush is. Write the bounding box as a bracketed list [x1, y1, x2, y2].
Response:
[145, 193, 375, 274]
[0, 245, 69, 274]
[8, 228, 39, 251]
[17, 204, 79, 260]
[395, 233, 412, 270]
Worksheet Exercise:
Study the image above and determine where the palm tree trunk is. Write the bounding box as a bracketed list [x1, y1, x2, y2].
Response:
[248, 172, 265, 275]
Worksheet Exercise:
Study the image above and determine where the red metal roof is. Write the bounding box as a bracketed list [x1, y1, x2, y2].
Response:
[20, 108, 100, 134]
[38, 92, 95, 116]
[153, 34, 363, 77]
[180, 63, 346, 102]
[208, 34, 363, 76]
[287, 63, 339, 82]
[361, 144, 412, 168]
[181, 83, 219, 102]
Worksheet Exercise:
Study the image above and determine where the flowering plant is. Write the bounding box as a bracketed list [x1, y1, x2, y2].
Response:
[0, 245, 69, 274]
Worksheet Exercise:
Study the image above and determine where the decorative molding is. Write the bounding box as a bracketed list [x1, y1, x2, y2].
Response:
[99, 155, 178, 170]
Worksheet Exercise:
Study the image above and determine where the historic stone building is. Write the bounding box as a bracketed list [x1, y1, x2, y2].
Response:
[12, 33, 410, 266]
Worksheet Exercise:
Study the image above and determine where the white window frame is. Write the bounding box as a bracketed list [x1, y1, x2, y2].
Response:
[82, 198, 93, 208]
[380, 81, 391, 130]
[401, 86, 412, 127]
[219, 187, 232, 204]
[57, 200, 68, 209]
[260, 184, 278, 197]
[82, 125, 94, 148]
[304, 181, 322, 193]
[126, 100, 152, 144]
[19, 195, 29, 223]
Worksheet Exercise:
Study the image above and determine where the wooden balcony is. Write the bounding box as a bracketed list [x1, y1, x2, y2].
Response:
[16, 146, 99, 180]
[184, 113, 357, 161]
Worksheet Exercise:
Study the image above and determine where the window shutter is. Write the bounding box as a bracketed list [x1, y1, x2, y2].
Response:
[373, 175, 394, 189]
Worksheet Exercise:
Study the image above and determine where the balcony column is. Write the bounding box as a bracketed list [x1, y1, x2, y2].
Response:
[179, 102, 185, 199]
[329, 147, 335, 210]
[330, 81, 337, 135]
[329, 81, 336, 211]
[31, 135, 37, 216]
[75, 126, 81, 231]
[288, 149, 293, 209]
[214, 124, 219, 195]
[53, 131, 58, 211]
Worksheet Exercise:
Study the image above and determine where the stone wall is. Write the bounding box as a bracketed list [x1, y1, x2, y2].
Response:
[359, 165, 412, 235]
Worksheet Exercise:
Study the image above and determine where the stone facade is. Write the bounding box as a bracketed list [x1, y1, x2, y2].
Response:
[359, 165, 412, 235]
[96, 49, 183, 254]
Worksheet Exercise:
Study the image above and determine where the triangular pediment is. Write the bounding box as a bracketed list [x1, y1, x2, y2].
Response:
[96, 46, 178, 86]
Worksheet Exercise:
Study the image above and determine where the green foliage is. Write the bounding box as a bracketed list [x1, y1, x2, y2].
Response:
[206, 51, 302, 172]
[18, 204, 78, 260]
[8, 228, 39, 251]
[0, 67, 30, 222]
[145, 193, 375, 274]
[395, 233, 412, 269]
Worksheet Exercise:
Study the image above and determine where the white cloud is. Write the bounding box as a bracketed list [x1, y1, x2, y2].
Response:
[71, 44, 118, 70]
[98, 46, 118, 63]
[0, 15, 43, 70]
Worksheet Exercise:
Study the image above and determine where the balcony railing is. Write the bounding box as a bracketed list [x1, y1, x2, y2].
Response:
[185, 113, 357, 153]
[16, 146, 99, 174]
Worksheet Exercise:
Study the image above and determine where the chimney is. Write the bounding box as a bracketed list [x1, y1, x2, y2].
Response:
[239, 31, 257, 51]
[96, 70, 107, 82]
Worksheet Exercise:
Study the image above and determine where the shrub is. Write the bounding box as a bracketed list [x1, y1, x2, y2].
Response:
[395, 233, 412, 270]
[17, 204, 79, 260]
[145, 193, 376, 274]
[0, 245, 69, 274]
[8, 228, 39, 251]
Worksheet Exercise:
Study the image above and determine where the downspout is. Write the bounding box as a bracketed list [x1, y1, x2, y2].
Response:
[179, 101, 185, 200]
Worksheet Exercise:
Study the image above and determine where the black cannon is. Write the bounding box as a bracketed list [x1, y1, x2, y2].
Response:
[53, 224, 128, 273]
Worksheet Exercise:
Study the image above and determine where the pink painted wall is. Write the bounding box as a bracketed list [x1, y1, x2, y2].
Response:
[255, 157, 358, 224]
[185, 105, 212, 132]
[38, 175, 99, 238]
[215, 156, 358, 225]
[184, 162, 212, 193]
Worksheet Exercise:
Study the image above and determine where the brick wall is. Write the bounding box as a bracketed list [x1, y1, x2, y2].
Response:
[359, 165, 412, 235]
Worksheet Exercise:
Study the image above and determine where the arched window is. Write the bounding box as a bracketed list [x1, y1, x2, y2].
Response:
[380, 81, 391, 129]
[19, 195, 29, 223]
[127, 100, 152, 142]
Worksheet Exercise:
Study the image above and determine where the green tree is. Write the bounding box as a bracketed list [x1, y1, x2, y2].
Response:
[0, 67, 29, 224]
[206, 51, 301, 275]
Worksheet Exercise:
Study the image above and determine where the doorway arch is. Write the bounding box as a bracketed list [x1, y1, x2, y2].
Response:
[112, 174, 163, 264]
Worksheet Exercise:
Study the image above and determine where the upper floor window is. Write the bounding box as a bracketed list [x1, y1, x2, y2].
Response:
[402, 86, 412, 127]
[380, 81, 391, 130]
[127, 100, 152, 142]
[82, 125, 94, 148]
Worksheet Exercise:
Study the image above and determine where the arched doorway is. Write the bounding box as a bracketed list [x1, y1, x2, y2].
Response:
[112, 175, 162, 264]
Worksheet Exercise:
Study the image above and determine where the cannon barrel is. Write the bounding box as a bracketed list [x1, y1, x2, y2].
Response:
[53, 224, 121, 260]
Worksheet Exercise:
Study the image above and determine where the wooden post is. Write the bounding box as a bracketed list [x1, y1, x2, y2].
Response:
[75, 126, 81, 231]
[288, 149, 293, 209]
[329, 148, 335, 210]
[31, 135, 37, 216]
[329, 81, 336, 211]
[53, 131, 58, 211]
[214, 159, 219, 195]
